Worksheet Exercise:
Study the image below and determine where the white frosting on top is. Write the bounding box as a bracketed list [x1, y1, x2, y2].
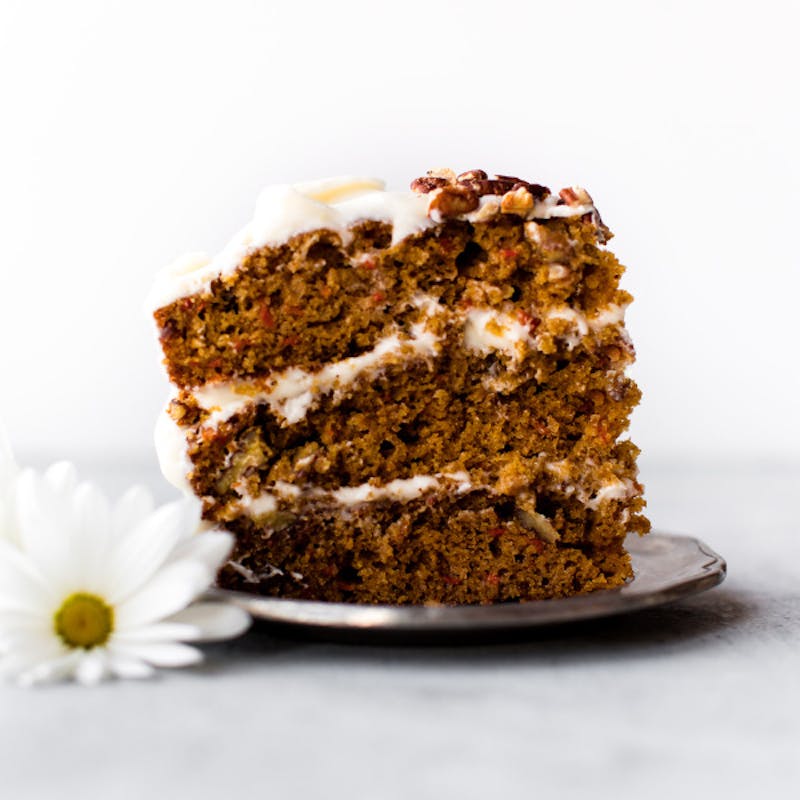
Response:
[147, 175, 600, 311]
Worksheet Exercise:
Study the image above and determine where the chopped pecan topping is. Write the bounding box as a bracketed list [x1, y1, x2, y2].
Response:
[412, 168, 553, 205]
[428, 185, 480, 219]
[410, 169, 607, 237]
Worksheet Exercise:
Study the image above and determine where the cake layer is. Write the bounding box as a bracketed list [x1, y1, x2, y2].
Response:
[217, 490, 639, 604]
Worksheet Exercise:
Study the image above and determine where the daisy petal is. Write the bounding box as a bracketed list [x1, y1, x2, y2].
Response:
[172, 497, 203, 541]
[107, 652, 156, 680]
[113, 641, 203, 668]
[167, 602, 251, 641]
[40, 463, 83, 553]
[75, 650, 109, 686]
[111, 486, 155, 541]
[43, 462, 79, 502]
[104, 502, 191, 604]
[114, 561, 214, 629]
[0, 538, 54, 612]
[170, 530, 233, 573]
[14, 470, 74, 588]
[17, 650, 82, 687]
[112, 622, 200, 643]
[69, 482, 112, 588]
[0, 608, 48, 634]
[0, 634, 66, 683]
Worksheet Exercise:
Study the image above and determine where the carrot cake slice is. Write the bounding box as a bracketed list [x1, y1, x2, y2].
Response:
[148, 169, 649, 604]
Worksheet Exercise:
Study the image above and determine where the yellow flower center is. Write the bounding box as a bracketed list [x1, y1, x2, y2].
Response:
[53, 593, 114, 649]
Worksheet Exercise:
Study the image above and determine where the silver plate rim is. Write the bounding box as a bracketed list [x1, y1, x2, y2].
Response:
[206, 531, 726, 633]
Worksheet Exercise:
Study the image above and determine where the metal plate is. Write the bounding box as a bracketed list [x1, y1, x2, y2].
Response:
[208, 532, 726, 638]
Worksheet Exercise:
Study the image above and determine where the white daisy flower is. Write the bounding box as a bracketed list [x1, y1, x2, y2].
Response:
[0, 450, 251, 687]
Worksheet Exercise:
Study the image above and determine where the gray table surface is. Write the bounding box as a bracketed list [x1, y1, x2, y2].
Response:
[1, 458, 798, 800]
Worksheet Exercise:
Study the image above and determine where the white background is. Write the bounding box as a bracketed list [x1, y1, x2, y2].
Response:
[0, 0, 798, 466]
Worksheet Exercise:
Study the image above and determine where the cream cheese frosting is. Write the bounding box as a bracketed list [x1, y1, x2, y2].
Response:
[153, 407, 194, 494]
[233, 471, 475, 519]
[463, 308, 532, 361]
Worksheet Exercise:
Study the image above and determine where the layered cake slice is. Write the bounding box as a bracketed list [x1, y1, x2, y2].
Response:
[149, 169, 649, 604]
